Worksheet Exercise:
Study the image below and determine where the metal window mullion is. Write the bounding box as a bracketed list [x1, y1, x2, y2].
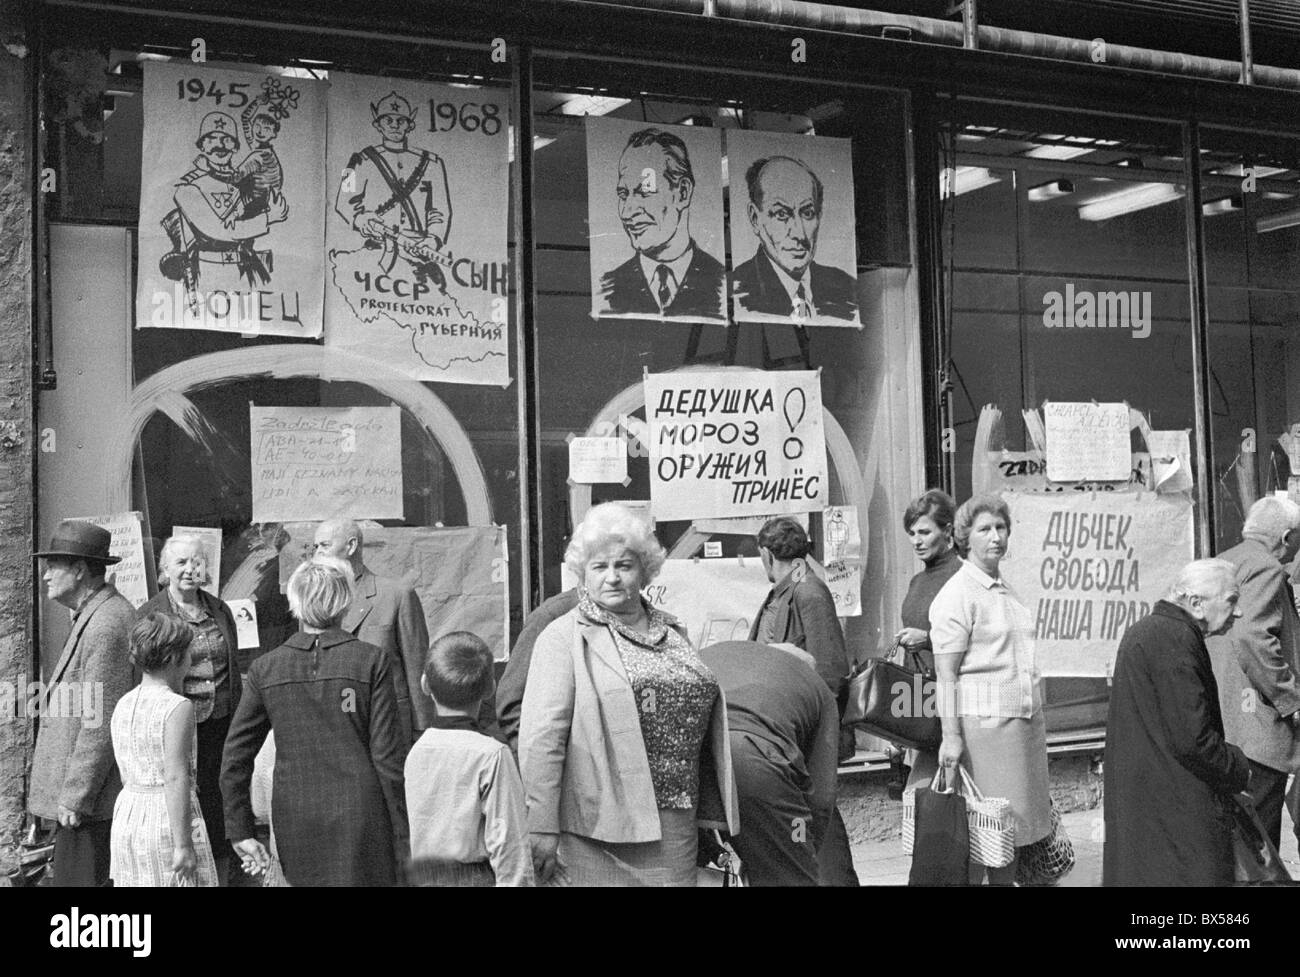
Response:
[1183, 121, 1215, 555]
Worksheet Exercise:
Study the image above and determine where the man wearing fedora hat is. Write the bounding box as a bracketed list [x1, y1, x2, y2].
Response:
[30, 519, 138, 886]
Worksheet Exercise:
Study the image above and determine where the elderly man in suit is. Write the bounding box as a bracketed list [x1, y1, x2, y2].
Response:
[597, 127, 725, 320]
[29, 520, 137, 886]
[1104, 559, 1253, 886]
[313, 519, 427, 748]
[731, 155, 857, 324]
[1207, 496, 1300, 851]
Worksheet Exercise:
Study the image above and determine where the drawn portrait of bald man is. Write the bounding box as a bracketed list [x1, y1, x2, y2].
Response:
[727, 131, 860, 327]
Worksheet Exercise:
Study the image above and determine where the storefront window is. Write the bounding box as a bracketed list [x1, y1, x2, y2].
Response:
[529, 58, 916, 654]
[1200, 128, 1300, 552]
[37, 36, 523, 670]
[940, 104, 1195, 731]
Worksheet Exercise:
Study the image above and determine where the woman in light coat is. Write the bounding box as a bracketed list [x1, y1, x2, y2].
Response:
[520, 503, 738, 886]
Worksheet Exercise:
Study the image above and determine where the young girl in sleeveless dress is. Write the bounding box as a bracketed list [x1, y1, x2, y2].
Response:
[110, 612, 219, 886]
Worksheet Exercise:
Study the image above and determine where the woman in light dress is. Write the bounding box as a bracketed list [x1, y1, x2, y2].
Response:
[110, 612, 219, 886]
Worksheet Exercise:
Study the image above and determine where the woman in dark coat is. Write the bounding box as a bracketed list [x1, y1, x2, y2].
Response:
[220, 557, 409, 886]
[1103, 559, 1252, 886]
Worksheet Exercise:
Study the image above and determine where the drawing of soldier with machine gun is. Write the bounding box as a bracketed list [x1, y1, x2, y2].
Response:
[334, 91, 453, 290]
[159, 111, 289, 313]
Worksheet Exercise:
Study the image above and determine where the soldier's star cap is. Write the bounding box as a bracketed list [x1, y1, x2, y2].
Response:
[196, 111, 240, 149]
[371, 91, 415, 122]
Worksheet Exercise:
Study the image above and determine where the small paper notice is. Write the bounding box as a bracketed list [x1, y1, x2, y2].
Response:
[226, 599, 261, 650]
[822, 506, 861, 563]
[1044, 402, 1131, 482]
[824, 559, 862, 617]
[568, 437, 628, 484]
[75, 512, 150, 608]
[1145, 430, 1193, 493]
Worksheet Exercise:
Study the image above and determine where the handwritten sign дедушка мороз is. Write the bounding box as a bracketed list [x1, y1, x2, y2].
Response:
[250, 405, 403, 523]
[644, 370, 828, 521]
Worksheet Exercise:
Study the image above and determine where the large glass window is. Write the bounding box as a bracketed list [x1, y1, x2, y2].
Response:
[1200, 128, 1300, 552]
[939, 103, 1195, 734]
[529, 56, 917, 656]
[38, 34, 524, 669]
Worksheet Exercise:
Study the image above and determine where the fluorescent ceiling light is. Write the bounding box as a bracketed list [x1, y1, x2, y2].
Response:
[1202, 196, 1241, 216]
[1077, 182, 1184, 221]
[1024, 145, 1093, 160]
[941, 166, 1001, 197]
[559, 95, 630, 117]
[1256, 208, 1300, 233]
[1212, 164, 1287, 178]
[1027, 179, 1074, 202]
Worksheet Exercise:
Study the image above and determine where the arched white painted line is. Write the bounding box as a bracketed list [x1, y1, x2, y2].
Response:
[108, 345, 493, 525]
[570, 366, 868, 555]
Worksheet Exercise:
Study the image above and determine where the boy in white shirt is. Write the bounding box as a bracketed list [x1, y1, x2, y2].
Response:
[404, 632, 534, 886]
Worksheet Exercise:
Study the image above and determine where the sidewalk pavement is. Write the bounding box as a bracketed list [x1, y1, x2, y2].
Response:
[850, 804, 1300, 886]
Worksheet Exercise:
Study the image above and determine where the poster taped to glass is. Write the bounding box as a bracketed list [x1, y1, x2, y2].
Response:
[325, 73, 510, 386]
[644, 369, 828, 520]
[136, 61, 327, 337]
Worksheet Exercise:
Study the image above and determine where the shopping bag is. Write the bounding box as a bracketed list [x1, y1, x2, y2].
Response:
[1230, 792, 1294, 885]
[1016, 802, 1075, 885]
[907, 768, 970, 885]
[957, 767, 1015, 868]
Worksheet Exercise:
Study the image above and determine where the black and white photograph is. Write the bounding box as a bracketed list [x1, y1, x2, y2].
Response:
[9, 0, 1300, 928]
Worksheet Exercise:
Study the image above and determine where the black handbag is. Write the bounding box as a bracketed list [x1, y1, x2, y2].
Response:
[841, 641, 942, 750]
[1230, 792, 1294, 885]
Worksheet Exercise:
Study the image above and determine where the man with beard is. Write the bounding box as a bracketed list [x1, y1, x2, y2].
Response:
[164, 111, 288, 309]
[731, 155, 857, 324]
[597, 127, 725, 320]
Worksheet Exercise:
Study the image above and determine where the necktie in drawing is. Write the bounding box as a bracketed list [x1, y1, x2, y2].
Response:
[656, 264, 675, 312]
[794, 281, 811, 322]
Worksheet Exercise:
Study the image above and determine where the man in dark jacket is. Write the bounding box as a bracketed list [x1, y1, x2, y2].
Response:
[750, 516, 857, 885]
[30, 521, 138, 886]
[1207, 497, 1300, 850]
[1103, 558, 1253, 886]
[496, 589, 579, 753]
[699, 640, 840, 886]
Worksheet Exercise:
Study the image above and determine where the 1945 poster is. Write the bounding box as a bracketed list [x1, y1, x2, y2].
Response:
[725, 129, 859, 327]
[325, 73, 510, 386]
[136, 61, 326, 337]
[586, 118, 726, 324]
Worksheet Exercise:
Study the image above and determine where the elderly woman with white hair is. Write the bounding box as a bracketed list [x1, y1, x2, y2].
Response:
[138, 534, 241, 882]
[219, 557, 409, 886]
[520, 502, 738, 886]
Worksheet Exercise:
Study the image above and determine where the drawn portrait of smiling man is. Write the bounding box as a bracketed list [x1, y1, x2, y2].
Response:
[588, 122, 726, 322]
[728, 132, 860, 327]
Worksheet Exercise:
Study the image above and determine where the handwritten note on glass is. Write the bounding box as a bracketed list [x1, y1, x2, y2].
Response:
[1044, 402, 1131, 483]
[250, 405, 404, 523]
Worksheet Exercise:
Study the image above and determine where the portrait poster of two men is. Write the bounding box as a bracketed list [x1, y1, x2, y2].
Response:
[585, 117, 860, 328]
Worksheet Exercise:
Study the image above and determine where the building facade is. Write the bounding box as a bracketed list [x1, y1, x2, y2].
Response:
[2, 0, 1299, 873]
